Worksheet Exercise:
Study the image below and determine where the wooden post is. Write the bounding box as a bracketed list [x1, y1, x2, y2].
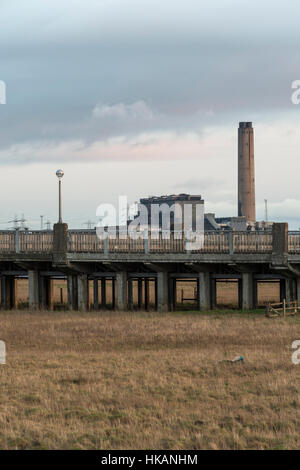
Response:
[283, 298, 286, 317]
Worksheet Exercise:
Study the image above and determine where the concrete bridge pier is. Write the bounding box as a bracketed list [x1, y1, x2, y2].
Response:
[157, 271, 168, 313]
[116, 271, 127, 310]
[128, 278, 133, 310]
[168, 278, 175, 311]
[144, 278, 150, 310]
[241, 273, 254, 310]
[112, 279, 116, 309]
[28, 270, 40, 310]
[285, 278, 296, 302]
[138, 278, 143, 309]
[296, 279, 300, 303]
[210, 278, 217, 310]
[101, 279, 107, 309]
[67, 275, 78, 310]
[198, 272, 211, 311]
[39, 276, 54, 310]
[93, 279, 99, 309]
[77, 274, 89, 311]
[1, 275, 17, 310]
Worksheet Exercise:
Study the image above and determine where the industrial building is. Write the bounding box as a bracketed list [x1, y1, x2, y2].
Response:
[136, 122, 260, 232]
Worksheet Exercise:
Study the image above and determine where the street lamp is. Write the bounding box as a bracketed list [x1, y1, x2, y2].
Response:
[56, 169, 64, 223]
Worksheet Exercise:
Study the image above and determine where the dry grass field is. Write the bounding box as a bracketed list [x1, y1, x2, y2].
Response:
[0, 310, 300, 449]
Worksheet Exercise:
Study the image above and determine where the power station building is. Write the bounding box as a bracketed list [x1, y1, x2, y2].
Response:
[136, 122, 271, 232]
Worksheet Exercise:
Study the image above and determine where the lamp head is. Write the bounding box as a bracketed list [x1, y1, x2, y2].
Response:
[56, 169, 64, 180]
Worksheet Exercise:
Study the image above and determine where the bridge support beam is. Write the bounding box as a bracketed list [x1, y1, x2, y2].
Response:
[296, 278, 300, 302]
[199, 272, 211, 311]
[145, 278, 150, 310]
[138, 278, 143, 309]
[210, 278, 217, 310]
[112, 279, 116, 309]
[40, 277, 53, 310]
[93, 279, 99, 309]
[168, 278, 176, 311]
[285, 278, 296, 302]
[242, 273, 254, 310]
[28, 270, 40, 310]
[1, 276, 17, 310]
[78, 274, 89, 311]
[101, 279, 107, 309]
[157, 272, 168, 313]
[67, 275, 78, 310]
[128, 278, 133, 310]
[116, 272, 127, 310]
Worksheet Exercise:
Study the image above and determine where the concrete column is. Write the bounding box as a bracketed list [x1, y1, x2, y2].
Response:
[168, 278, 176, 311]
[67, 275, 78, 310]
[154, 279, 158, 311]
[168, 278, 174, 311]
[253, 279, 258, 308]
[280, 279, 286, 302]
[197, 276, 201, 310]
[13, 278, 18, 309]
[93, 279, 99, 310]
[116, 272, 127, 310]
[238, 279, 243, 309]
[53, 222, 68, 253]
[1, 276, 5, 309]
[101, 279, 106, 309]
[112, 279, 116, 309]
[285, 278, 295, 303]
[128, 278, 133, 310]
[1, 276, 17, 310]
[210, 278, 217, 310]
[145, 278, 149, 310]
[77, 274, 89, 311]
[199, 272, 211, 311]
[296, 278, 300, 302]
[138, 278, 143, 309]
[28, 270, 40, 310]
[172, 279, 177, 310]
[157, 271, 168, 313]
[272, 223, 288, 257]
[242, 272, 254, 310]
[40, 277, 54, 310]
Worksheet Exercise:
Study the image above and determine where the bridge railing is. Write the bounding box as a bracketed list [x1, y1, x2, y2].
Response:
[233, 231, 272, 253]
[67, 230, 273, 254]
[288, 232, 300, 254]
[19, 231, 54, 253]
[0, 231, 54, 253]
[0, 231, 16, 253]
[0, 229, 297, 254]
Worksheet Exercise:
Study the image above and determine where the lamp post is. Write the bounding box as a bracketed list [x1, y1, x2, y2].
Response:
[56, 169, 64, 223]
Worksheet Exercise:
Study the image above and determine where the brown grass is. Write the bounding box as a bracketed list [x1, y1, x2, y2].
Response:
[0, 310, 299, 449]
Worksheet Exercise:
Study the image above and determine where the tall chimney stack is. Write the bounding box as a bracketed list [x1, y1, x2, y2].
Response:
[238, 122, 256, 222]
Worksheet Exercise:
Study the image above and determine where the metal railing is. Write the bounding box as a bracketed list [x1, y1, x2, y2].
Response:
[0, 230, 54, 253]
[67, 230, 273, 254]
[288, 232, 300, 254]
[0, 229, 298, 255]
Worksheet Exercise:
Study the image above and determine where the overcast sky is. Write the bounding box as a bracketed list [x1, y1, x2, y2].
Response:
[0, 0, 300, 228]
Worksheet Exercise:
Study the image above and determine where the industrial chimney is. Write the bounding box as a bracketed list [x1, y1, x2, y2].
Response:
[238, 122, 256, 222]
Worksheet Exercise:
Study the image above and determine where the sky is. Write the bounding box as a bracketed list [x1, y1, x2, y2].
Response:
[0, 0, 300, 228]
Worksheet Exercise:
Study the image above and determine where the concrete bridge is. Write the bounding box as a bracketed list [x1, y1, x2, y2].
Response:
[0, 222, 300, 311]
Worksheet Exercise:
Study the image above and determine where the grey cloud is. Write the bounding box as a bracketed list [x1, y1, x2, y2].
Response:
[0, 0, 300, 163]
